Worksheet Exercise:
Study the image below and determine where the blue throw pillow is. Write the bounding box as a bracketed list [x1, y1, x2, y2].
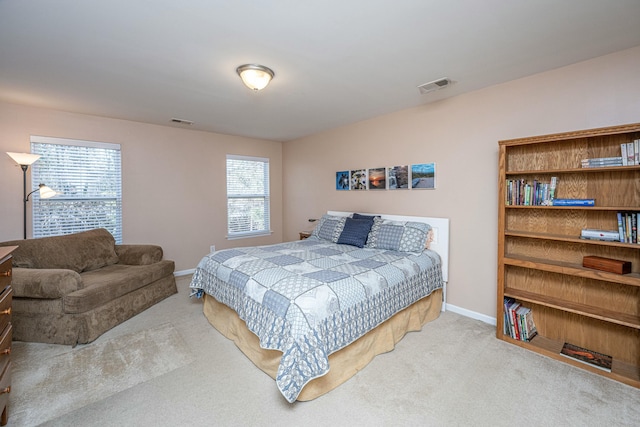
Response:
[337, 218, 374, 248]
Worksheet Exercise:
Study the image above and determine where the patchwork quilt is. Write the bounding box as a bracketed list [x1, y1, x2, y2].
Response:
[189, 237, 443, 402]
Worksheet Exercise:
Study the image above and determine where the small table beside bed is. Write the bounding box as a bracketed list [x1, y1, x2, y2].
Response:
[189, 211, 450, 402]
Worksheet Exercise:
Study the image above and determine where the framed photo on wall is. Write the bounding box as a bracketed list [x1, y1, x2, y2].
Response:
[411, 163, 436, 189]
[388, 165, 409, 189]
[350, 169, 367, 190]
[368, 167, 386, 190]
[336, 171, 350, 190]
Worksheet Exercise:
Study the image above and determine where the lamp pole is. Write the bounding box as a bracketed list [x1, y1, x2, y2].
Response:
[21, 164, 28, 239]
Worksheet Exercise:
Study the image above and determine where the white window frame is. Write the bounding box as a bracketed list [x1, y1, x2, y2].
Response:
[30, 135, 123, 243]
[226, 154, 271, 239]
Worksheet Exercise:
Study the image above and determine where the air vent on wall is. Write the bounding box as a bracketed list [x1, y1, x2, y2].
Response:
[418, 78, 452, 95]
[171, 118, 194, 125]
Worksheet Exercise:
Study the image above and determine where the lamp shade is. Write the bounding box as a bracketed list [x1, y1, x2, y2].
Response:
[7, 152, 41, 166]
[236, 64, 274, 91]
[38, 184, 57, 199]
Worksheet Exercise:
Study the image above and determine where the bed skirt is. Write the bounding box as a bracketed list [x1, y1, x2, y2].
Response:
[202, 288, 443, 401]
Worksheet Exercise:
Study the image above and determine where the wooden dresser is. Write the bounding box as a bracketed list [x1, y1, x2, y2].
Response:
[0, 246, 16, 426]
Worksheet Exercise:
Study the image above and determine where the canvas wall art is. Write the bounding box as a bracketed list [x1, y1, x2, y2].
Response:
[388, 165, 409, 189]
[336, 171, 350, 190]
[411, 163, 436, 189]
[350, 169, 367, 190]
[368, 167, 386, 190]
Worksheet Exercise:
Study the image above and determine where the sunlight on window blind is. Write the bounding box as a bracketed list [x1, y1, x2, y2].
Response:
[226, 155, 270, 238]
[31, 137, 122, 243]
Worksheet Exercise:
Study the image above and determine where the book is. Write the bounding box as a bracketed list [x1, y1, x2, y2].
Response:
[580, 229, 620, 239]
[627, 142, 635, 165]
[621, 143, 628, 166]
[560, 342, 612, 372]
[549, 176, 557, 202]
[580, 229, 620, 241]
[581, 157, 623, 167]
[581, 162, 623, 168]
[617, 212, 625, 242]
[551, 198, 595, 206]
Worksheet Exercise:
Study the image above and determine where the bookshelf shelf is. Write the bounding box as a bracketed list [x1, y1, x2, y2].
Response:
[498, 122, 640, 389]
[503, 255, 640, 286]
[504, 287, 640, 329]
[505, 165, 640, 175]
[502, 335, 640, 387]
[505, 229, 640, 248]
[505, 205, 639, 211]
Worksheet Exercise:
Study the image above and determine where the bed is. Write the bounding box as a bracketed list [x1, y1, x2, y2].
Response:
[189, 211, 450, 402]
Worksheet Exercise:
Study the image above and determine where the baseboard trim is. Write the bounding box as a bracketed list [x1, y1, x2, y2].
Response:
[445, 303, 497, 326]
[174, 268, 195, 277]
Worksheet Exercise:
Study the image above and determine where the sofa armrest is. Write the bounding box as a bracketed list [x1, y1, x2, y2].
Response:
[11, 267, 83, 299]
[115, 244, 163, 265]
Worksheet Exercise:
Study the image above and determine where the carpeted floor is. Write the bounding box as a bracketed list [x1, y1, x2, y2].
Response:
[10, 276, 640, 426]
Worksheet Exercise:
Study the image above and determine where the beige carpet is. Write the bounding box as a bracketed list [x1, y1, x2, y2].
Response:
[11, 322, 193, 426]
[9, 276, 640, 426]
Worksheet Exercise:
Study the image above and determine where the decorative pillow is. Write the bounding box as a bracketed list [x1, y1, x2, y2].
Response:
[337, 218, 374, 248]
[365, 220, 431, 252]
[363, 216, 383, 248]
[311, 214, 347, 242]
[352, 213, 377, 221]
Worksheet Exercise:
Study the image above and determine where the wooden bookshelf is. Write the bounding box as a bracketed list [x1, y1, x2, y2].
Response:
[497, 123, 640, 388]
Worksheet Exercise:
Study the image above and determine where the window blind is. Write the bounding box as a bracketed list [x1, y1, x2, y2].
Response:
[226, 155, 270, 238]
[30, 136, 123, 243]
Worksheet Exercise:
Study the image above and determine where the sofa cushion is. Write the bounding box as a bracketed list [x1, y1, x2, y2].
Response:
[1, 228, 119, 273]
[63, 260, 175, 313]
[11, 268, 83, 298]
[115, 244, 163, 265]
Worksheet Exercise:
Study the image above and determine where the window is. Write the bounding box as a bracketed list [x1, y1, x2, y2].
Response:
[30, 136, 123, 243]
[226, 155, 270, 239]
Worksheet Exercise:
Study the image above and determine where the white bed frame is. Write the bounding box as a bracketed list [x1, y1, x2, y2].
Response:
[327, 211, 450, 311]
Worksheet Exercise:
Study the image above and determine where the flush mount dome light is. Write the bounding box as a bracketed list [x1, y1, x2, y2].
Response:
[236, 64, 274, 91]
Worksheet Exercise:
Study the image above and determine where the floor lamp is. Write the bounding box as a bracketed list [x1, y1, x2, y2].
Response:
[6, 152, 56, 239]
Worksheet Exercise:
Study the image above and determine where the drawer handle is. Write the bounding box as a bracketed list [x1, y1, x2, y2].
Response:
[0, 308, 9, 316]
[0, 271, 9, 277]
[0, 386, 9, 395]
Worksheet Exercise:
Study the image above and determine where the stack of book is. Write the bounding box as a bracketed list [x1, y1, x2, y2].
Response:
[617, 211, 639, 243]
[581, 156, 623, 168]
[621, 139, 640, 166]
[505, 176, 557, 206]
[503, 298, 537, 342]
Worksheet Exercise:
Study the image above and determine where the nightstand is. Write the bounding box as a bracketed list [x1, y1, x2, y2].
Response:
[299, 231, 312, 240]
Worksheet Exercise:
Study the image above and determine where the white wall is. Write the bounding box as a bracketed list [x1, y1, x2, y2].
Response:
[282, 46, 640, 320]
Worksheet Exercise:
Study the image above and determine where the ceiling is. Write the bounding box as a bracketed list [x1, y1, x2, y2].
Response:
[1, 1, 640, 142]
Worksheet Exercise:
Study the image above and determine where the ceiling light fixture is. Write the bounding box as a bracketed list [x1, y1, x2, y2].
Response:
[236, 64, 274, 91]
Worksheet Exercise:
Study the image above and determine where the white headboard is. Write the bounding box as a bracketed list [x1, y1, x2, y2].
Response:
[327, 211, 450, 284]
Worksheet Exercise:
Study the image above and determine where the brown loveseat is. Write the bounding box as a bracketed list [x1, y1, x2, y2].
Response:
[0, 228, 177, 345]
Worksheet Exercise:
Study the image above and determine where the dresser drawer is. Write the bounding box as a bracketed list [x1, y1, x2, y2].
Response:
[0, 258, 10, 290]
[0, 325, 10, 375]
[0, 289, 11, 337]
[0, 361, 10, 422]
